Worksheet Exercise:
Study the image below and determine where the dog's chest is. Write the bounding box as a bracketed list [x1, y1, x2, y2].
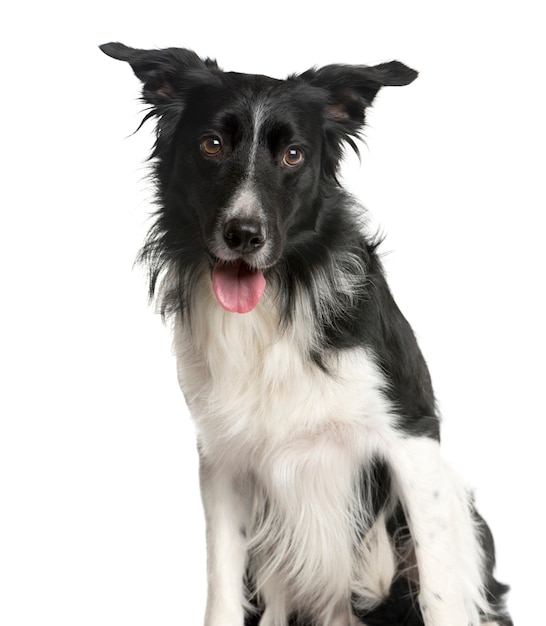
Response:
[173, 296, 399, 613]
[173, 294, 395, 465]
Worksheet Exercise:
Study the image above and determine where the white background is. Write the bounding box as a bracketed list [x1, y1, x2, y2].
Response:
[1, 1, 544, 624]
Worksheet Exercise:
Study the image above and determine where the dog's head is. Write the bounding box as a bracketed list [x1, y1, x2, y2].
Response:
[101, 43, 416, 314]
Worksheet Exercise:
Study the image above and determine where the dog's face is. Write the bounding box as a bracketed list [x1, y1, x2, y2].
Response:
[101, 44, 417, 312]
[172, 74, 325, 267]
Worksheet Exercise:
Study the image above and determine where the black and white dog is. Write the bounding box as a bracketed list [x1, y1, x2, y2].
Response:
[101, 43, 512, 626]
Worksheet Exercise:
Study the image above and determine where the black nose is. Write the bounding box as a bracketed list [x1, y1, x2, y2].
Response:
[223, 218, 266, 254]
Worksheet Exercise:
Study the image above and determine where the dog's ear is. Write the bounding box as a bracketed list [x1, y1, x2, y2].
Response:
[297, 61, 417, 178]
[301, 61, 417, 126]
[99, 42, 218, 106]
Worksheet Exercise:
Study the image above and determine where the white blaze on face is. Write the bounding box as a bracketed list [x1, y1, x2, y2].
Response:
[247, 99, 269, 178]
[210, 99, 272, 314]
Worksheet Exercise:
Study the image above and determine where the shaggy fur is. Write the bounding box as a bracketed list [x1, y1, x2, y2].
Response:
[100, 42, 512, 626]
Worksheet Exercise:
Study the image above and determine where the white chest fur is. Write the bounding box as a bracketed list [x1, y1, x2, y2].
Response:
[172, 282, 396, 466]
[172, 282, 400, 618]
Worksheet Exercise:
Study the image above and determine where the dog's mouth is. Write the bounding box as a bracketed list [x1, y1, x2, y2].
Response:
[212, 259, 266, 314]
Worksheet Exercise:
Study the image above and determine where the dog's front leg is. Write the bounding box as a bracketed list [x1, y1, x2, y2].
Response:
[199, 453, 248, 626]
[386, 436, 486, 626]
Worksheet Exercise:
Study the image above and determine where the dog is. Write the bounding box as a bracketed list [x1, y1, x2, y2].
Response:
[100, 42, 512, 626]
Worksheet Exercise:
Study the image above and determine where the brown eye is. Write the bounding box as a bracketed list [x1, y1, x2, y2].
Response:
[201, 136, 222, 156]
[282, 146, 304, 168]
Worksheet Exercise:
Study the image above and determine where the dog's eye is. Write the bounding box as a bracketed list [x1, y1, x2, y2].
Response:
[201, 136, 223, 156]
[282, 147, 304, 168]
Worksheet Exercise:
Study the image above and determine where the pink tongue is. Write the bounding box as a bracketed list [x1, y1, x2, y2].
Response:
[212, 261, 266, 313]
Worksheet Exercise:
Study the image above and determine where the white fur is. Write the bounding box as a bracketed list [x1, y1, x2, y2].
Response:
[386, 437, 490, 625]
[171, 273, 493, 625]
[248, 99, 269, 177]
[199, 459, 249, 625]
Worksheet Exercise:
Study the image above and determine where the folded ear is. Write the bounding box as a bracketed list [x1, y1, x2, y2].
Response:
[299, 61, 417, 125]
[99, 42, 217, 105]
